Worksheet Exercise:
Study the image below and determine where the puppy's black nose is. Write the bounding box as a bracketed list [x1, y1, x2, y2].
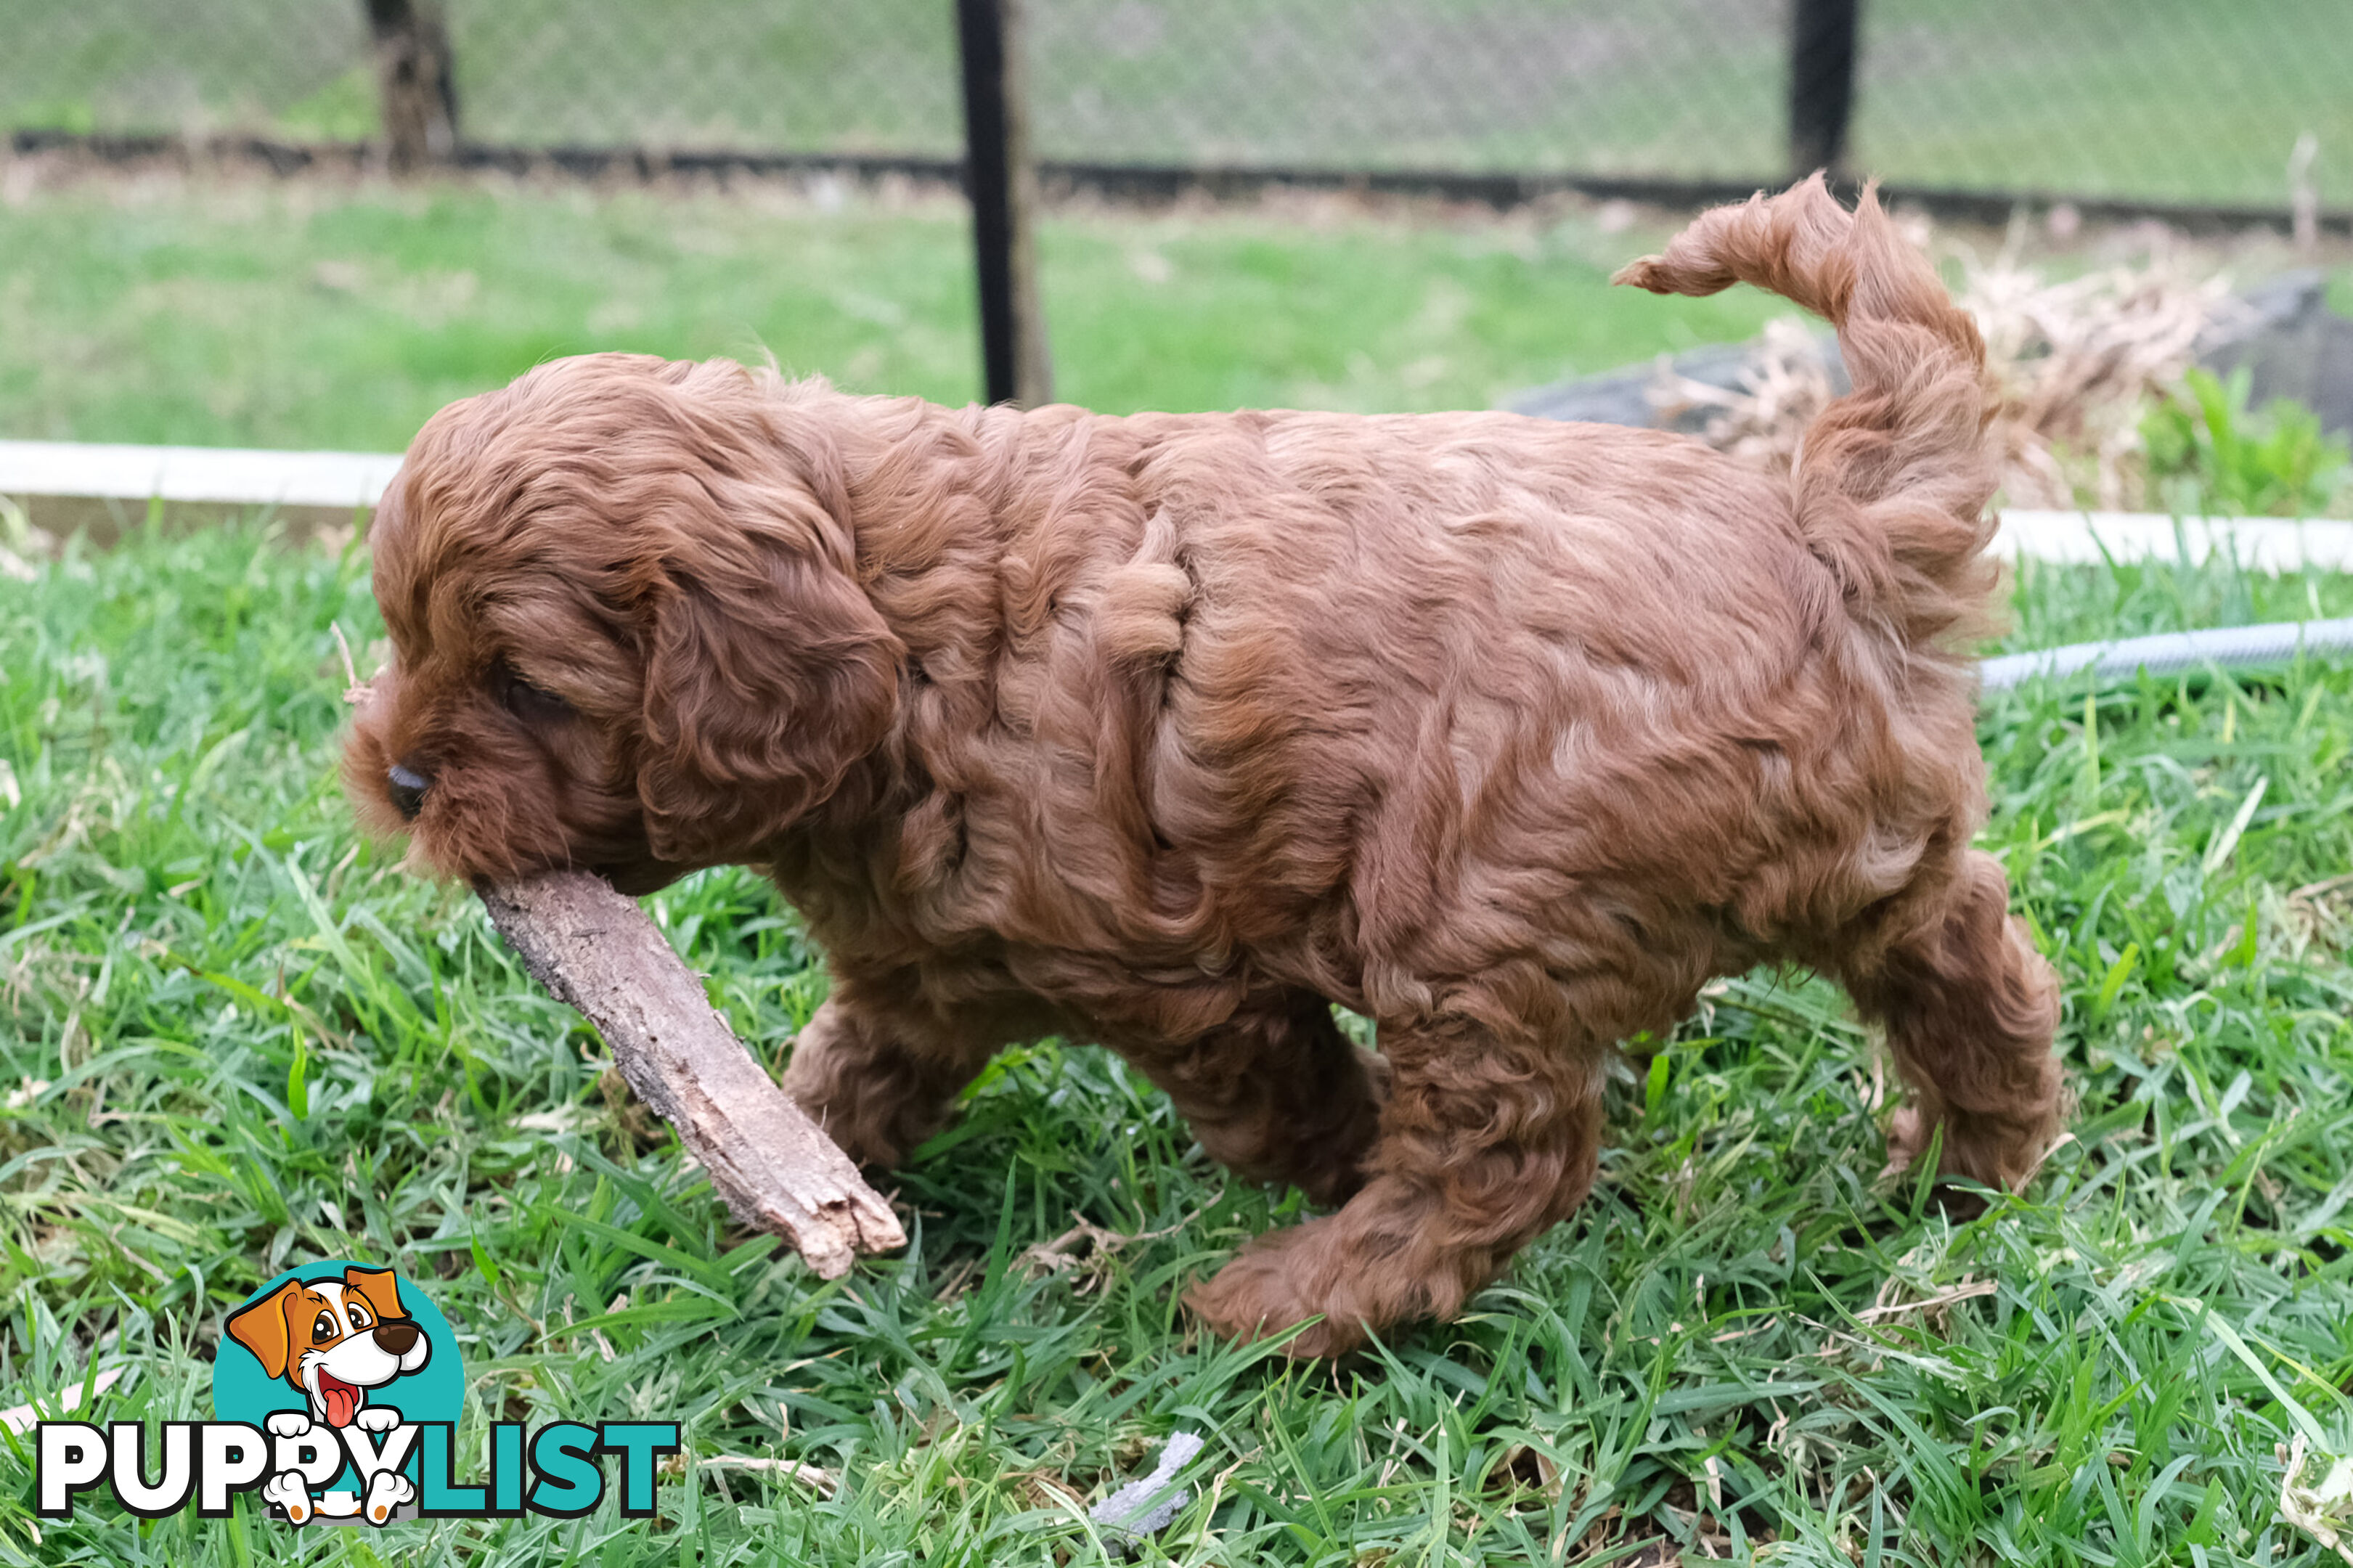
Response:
[386, 761, 431, 821]
[372, 1320, 421, 1355]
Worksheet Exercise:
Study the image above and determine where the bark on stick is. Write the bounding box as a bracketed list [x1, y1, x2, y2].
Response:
[478, 870, 904, 1278]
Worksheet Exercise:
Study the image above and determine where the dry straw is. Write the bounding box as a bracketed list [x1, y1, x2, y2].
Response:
[1649, 225, 2239, 512]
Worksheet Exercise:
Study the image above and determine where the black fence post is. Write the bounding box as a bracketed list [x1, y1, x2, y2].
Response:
[362, 0, 457, 173]
[955, 0, 1052, 407]
[1788, 0, 1859, 181]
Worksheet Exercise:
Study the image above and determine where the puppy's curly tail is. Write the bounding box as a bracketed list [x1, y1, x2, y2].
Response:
[1615, 173, 1998, 653]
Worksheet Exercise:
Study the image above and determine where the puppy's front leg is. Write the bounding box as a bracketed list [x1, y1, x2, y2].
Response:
[261, 1469, 315, 1525]
[780, 993, 1000, 1169]
[362, 1468, 415, 1526]
[1186, 1010, 1602, 1356]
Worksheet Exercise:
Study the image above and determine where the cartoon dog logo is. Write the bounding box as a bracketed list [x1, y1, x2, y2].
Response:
[225, 1265, 431, 1430]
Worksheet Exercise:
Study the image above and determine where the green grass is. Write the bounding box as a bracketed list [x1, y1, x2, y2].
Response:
[0, 173, 1787, 451]
[1, 514, 2351, 1564]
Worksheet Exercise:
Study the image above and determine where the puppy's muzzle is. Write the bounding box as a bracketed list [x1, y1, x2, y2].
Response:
[386, 761, 432, 821]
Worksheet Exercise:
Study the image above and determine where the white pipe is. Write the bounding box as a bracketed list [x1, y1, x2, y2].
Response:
[0, 440, 399, 510]
[1994, 510, 2353, 573]
[1981, 617, 2353, 693]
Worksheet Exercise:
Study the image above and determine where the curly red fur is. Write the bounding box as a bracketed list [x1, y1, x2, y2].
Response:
[346, 178, 2062, 1355]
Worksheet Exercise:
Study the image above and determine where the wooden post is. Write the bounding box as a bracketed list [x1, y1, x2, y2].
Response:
[1789, 0, 1859, 181]
[955, 0, 1053, 407]
[363, 0, 458, 174]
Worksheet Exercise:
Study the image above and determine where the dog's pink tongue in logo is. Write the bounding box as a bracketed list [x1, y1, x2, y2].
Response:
[318, 1372, 363, 1428]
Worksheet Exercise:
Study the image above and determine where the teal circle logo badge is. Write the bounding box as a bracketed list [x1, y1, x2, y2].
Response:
[211, 1259, 463, 1524]
[35, 1256, 674, 1525]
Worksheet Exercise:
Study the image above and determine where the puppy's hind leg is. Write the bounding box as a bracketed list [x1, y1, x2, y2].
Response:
[1129, 990, 1387, 1209]
[782, 989, 1000, 1170]
[1185, 1006, 1602, 1357]
[1843, 849, 2063, 1193]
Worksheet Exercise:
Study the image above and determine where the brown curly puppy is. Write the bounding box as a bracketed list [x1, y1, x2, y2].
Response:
[346, 177, 2062, 1355]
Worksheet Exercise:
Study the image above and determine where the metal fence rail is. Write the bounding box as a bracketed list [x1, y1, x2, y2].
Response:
[4, 1, 2348, 221]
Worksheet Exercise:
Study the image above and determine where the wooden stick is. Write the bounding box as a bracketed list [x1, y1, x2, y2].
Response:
[477, 870, 904, 1278]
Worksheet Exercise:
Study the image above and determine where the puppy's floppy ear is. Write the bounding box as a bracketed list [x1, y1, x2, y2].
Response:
[637, 476, 901, 863]
[226, 1284, 301, 1381]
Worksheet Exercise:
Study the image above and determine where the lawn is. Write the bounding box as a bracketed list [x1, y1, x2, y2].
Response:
[0, 169, 1787, 451]
[1, 507, 2350, 1564]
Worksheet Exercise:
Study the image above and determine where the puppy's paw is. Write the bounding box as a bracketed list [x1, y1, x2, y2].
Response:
[265, 1411, 314, 1440]
[780, 1042, 914, 1170]
[800, 1107, 908, 1172]
[1887, 1095, 2060, 1189]
[363, 1469, 415, 1525]
[261, 1470, 314, 1525]
[353, 1405, 402, 1434]
[1882, 1101, 1933, 1177]
[1184, 1225, 1363, 1358]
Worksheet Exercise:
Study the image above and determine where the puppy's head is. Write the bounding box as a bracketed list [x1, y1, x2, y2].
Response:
[345, 354, 902, 889]
[226, 1266, 431, 1427]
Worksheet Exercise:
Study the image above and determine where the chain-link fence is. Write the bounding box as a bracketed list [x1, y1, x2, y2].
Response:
[4, 1, 2348, 216]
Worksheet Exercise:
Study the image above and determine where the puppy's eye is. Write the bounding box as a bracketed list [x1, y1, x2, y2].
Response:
[313, 1312, 338, 1343]
[346, 1303, 373, 1331]
[491, 659, 572, 725]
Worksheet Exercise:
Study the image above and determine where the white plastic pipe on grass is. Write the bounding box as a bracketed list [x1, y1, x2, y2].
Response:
[1979, 617, 2353, 694]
